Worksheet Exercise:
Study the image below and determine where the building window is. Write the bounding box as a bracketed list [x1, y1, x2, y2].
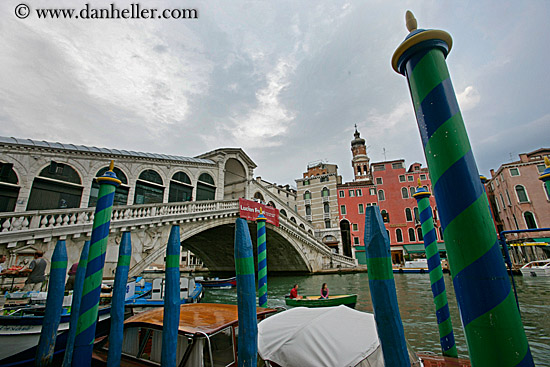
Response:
[357, 166, 362, 175]
[323, 203, 330, 215]
[509, 168, 520, 176]
[544, 183, 550, 201]
[405, 208, 413, 222]
[439, 227, 444, 240]
[512, 214, 519, 230]
[340, 205, 347, 215]
[408, 228, 416, 242]
[407, 176, 414, 182]
[376, 177, 383, 185]
[325, 219, 331, 229]
[392, 162, 404, 169]
[349, 189, 355, 197]
[320, 176, 329, 182]
[433, 207, 438, 220]
[305, 205, 311, 215]
[515, 185, 529, 203]
[420, 174, 427, 180]
[374, 165, 386, 171]
[339, 190, 345, 198]
[524, 212, 537, 229]
[369, 188, 376, 195]
[381, 210, 389, 223]
[537, 164, 546, 174]
[303, 180, 310, 186]
[414, 207, 419, 223]
[135, 169, 165, 204]
[378, 190, 385, 201]
[500, 194, 506, 210]
[401, 187, 409, 199]
[353, 237, 360, 245]
[352, 223, 358, 231]
[304, 191, 311, 200]
[417, 227, 424, 241]
[322, 187, 330, 197]
[356, 189, 362, 197]
[358, 204, 364, 214]
[410, 187, 416, 196]
[396, 229, 403, 242]
[399, 175, 406, 182]
[495, 197, 501, 212]
[496, 179, 500, 187]
[506, 190, 512, 206]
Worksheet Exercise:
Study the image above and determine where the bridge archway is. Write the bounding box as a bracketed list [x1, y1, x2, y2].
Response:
[223, 158, 247, 200]
[27, 162, 83, 210]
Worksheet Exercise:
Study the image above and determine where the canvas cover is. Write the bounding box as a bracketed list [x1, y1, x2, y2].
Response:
[258, 305, 383, 367]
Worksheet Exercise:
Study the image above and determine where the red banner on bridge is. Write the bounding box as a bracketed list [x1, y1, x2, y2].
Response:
[239, 198, 280, 227]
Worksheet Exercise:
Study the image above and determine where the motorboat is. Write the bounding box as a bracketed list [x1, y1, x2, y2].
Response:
[258, 305, 470, 367]
[196, 276, 237, 288]
[284, 294, 357, 308]
[124, 276, 203, 314]
[92, 303, 277, 366]
[520, 259, 550, 277]
[393, 259, 430, 274]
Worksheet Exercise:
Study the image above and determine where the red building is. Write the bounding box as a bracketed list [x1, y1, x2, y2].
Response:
[337, 128, 445, 265]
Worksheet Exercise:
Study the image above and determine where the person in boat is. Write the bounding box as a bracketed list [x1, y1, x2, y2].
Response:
[320, 283, 329, 299]
[19, 251, 47, 291]
[289, 284, 302, 299]
[65, 262, 79, 290]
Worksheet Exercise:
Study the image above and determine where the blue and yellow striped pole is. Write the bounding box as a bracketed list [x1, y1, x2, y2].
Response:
[235, 218, 258, 367]
[107, 231, 132, 367]
[72, 161, 120, 366]
[364, 206, 410, 367]
[392, 11, 533, 366]
[539, 156, 550, 197]
[161, 225, 181, 367]
[62, 240, 90, 367]
[256, 210, 267, 308]
[36, 240, 68, 366]
[413, 180, 457, 358]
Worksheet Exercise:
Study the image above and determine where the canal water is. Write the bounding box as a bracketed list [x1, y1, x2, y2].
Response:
[202, 272, 550, 366]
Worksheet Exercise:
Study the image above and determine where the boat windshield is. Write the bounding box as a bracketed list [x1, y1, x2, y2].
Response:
[201, 326, 235, 367]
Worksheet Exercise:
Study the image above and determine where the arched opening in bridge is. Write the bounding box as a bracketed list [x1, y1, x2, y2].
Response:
[134, 169, 164, 204]
[27, 162, 83, 210]
[253, 192, 265, 202]
[339, 220, 352, 257]
[223, 158, 247, 199]
[0, 162, 19, 212]
[197, 173, 216, 201]
[169, 171, 193, 202]
[88, 167, 129, 207]
[322, 235, 339, 254]
[280, 209, 287, 217]
[267, 201, 276, 208]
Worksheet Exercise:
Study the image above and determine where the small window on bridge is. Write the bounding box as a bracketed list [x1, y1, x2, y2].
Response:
[0, 162, 19, 212]
[89, 167, 129, 207]
[135, 169, 164, 205]
[27, 163, 83, 211]
[169, 172, 193, 202]
[197, 173, 216, 201]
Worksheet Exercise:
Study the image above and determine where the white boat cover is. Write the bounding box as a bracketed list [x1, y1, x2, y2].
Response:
[258, 305, 383, 367]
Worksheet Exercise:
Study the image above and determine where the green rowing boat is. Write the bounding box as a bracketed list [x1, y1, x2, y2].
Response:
[285, 294, 357, 308]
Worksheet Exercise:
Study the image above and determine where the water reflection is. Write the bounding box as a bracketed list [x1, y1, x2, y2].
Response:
[202, 272, 550, 366]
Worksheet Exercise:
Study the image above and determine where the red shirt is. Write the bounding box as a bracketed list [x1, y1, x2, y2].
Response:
[68, 263, 79, 275]
[290, 288, 298, 299]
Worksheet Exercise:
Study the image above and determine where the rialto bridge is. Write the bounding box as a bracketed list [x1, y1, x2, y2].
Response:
[0, 137, 356, 276]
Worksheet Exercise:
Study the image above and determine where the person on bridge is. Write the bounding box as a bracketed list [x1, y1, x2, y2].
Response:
[20, 251, 47, 292]
[320, 283, 329, 299]
[289, 284, 302, 299]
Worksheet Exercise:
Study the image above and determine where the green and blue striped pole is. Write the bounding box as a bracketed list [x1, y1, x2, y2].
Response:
[107, 231, 132, 367]
[539, 156, 550, 196]
[72, 161, 120, 366]
[392, 11, 533, 366]
[35, 240, 68, 366]
[413, 180, 457, 358]
[256, 211, 267, 308]
[235, 218, 257, 367]
[364, 206, 410, 367]
[161, 225, 181, 367]
[62, 240, 90, 367]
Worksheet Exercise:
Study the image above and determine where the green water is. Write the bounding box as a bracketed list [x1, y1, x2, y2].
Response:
[202, 272, 550, 366]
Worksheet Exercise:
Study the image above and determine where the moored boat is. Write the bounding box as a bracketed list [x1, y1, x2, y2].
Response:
[92, 303, 277, 366]
[285, 294, 357, 308]
[393, 259, 430, 273]
[196, 276, 237, 288]
[520, 259, 550, 277]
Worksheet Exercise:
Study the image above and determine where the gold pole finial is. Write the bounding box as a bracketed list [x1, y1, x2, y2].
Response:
[259, 207, 263, 214]
[417, 178, 422, 187]
[406, 10, 417, 32]
[545, 156, 550, 168]
[109, 160, 115, 171]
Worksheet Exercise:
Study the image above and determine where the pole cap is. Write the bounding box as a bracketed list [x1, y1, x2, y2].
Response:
[96, 160, 122, 186]
[412, 178, 431, 199]
[256, 207, 267, 222]
[539, 156, 550, 182]
[392, 10, 453, 75]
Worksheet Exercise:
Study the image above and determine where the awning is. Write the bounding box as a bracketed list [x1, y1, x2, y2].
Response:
[403, 243, 447, 253]
[533, 238, 550, 243]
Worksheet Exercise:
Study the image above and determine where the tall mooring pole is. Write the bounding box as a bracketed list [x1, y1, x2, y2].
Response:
[392, 11, 533, 366]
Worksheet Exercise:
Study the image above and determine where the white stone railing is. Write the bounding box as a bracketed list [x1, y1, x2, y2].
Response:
[0, 200, 239, 246]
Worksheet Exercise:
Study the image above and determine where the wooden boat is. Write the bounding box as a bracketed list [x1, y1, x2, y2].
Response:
[520, 259, 550, 277]
[124, 276, 203, 314]
[285, 294, 357, 308]
[196, 276, 237, 288]
[258, 305, 470, 367]
[92, 303, 278, 366]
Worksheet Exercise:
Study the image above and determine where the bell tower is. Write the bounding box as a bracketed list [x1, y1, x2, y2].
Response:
[351, 125, 371, 182]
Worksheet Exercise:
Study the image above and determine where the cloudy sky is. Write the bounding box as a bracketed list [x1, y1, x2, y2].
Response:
[1, 0, 548, 187]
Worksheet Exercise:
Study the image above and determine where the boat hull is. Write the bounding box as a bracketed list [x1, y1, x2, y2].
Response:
[285, 294, 357, 308]
[196, 277, 236, 288]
